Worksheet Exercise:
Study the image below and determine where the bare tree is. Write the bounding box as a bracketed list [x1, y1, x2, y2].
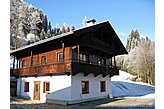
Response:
[130, 37, 155, 85]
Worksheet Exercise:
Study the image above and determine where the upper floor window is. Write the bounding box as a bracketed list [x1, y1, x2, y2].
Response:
[79, 54, 89, 62]
[81, 81, 89, 94]
[100, 81, 106, 92]
[98, 58, 106, 66]
[31, 58, 35, 66]
[41, 56, 47, 65]
[22, 60, 26, 68]
[57, 52, 64, 63]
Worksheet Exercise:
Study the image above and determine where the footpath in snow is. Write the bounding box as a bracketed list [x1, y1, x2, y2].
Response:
[111, 70, 155, 98]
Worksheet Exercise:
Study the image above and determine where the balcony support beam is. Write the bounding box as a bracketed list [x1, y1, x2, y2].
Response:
[84, 73, 89, 77]
[12, 56, 15, 69]
[72, 72, 78, 76]
[94, 73, 100, 77]
[103, 74, 108, 78]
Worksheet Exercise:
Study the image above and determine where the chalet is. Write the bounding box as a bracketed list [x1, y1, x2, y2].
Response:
[10, 21, 128, 105]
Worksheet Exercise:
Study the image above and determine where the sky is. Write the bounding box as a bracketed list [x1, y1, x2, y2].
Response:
[23, 0, 154, 45]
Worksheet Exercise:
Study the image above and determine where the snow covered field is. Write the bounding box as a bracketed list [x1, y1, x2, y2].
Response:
[111, 70, 155, 98]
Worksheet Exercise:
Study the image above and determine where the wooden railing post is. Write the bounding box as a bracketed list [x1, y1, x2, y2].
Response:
[16, 58, 18, 69]
[114, 56, 116, 67]
[77, 45, 80, 61]
[13, 56, 15, 69]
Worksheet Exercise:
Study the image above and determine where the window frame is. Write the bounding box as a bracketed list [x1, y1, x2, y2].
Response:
[81, 81, 89, 94]
[41, 56, 47, 65]
[98, 58, 106, 66]
[79, 53, 89, 62]
[43, 82, 50, 93]
[30, 57, 35, 66]
[21, 60, 26, 68]
[57, 52, 64, 63]
[100, 81, 106, 92]
[24, 81, 29, 92]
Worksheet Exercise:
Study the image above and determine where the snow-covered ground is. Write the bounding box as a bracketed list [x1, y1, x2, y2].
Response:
[111, 70, 155, 98]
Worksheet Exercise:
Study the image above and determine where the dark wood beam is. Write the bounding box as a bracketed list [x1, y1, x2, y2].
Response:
[65, 72, 71, 76]
[84, 73, 89, 77]
[77, 45, 80, 60]
[72, 72, 78, 76]
[114, 56, 116, 67]
[12, 56, 15, 69]
[103, 74, 108, 78]
[94, 73, 100, 77]
[18, 60, 20, 68]
[16, 59, 18, 69]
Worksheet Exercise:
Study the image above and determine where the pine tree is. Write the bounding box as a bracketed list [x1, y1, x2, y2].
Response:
[67, 26, 70, 32]
[48, 21, 52, 32]
[71, 26, 75, 31]
[61, 25, 66, 33]
[30, 11, 42, 37]
[55, 23, 60, 35]
[126, 29, 140, 52]
[42, 15, 48, 33]
[47, 29, 51, 38]
[40, 29, 45, 40]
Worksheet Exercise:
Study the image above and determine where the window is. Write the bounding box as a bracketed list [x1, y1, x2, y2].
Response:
[24, 82, 29, 92]
[41, 56, 47, 65]
[22, 60, 26, 68]
[98, 58, 106, 65]
[31, 58, 35, 66]
[79, 54, 89, 62]
[81, 81, 89, 94]
[100, 81, 106, 92]
[43, 82, 50, 93]
[57, 52, 64, 62]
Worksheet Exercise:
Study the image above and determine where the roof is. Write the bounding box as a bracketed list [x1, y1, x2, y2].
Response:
[11, 21, 128, 58]
[10, 31, 73, 54]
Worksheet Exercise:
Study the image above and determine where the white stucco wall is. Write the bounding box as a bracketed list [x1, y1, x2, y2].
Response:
[16, 73, 112, 103]
[71, 73, 112, 101]
[17, 75, 71, 102]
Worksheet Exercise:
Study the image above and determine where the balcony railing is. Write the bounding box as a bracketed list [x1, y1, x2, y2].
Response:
[13, 59, 119, 77]
[71, 59, 119, 77]
[13, 60, 71, 77]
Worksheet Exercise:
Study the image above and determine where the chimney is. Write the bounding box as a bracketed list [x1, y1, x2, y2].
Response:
[82, 16, 96, 27]
[86, 19, 96, 26]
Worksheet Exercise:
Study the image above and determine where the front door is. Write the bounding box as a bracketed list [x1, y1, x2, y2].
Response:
[33, 81, 40, 100]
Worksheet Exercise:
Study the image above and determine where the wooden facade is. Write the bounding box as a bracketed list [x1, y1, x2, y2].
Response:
[11, 21, 127, 78]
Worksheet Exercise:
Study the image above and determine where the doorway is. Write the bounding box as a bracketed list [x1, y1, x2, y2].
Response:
[33, 81, 40, 100]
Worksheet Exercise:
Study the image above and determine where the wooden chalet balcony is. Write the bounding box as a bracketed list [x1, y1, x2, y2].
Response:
[71, 60, 119, 77]
[13, 59, 119, 77]
[13, 60, 71, 77]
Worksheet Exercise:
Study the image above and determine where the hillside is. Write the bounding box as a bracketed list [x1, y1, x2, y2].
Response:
[111, 70, 155, 98]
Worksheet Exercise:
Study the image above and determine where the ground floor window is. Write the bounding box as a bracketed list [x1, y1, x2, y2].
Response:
[81, 81, 89, 94]
[100, 81, 106, 92]
[24, 82, 29, 92]
[43, 82, 50, 93]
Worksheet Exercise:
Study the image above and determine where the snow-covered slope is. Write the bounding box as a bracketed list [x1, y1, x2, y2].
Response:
[111, 70, 155, 98]
[111, 70, 136, 81]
